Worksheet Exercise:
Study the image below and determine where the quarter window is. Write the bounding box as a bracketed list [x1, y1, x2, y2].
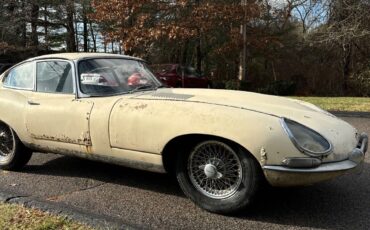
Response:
[3, 62, 34, 90]
[36, 61, 74, 94]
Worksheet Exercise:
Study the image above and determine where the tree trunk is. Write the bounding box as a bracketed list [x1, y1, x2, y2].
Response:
[31, 3, 39, 50]
[103, 36, 107, 53]
[74, 13, 79, 52]
[66, 1, 76, 52]
[82, 4, 88, 52]
[20, 1, 27, 47]
[21, 20, 27, 48]
[196, 29, 202, 74]
[182, 40, 189, 65]
[43, 4, 49, 50]
[342, 43, 352, 92]
[239, 0, 247, 81]
[89, 21, 97, 52]
[195, 0, 202, 73]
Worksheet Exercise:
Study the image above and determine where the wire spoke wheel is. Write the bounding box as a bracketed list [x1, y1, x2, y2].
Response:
[188, 141, 243, 199]
[0, 124, 15, 159]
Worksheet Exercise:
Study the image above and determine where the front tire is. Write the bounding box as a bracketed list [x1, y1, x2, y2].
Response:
[0, 124, 32, 171]
[176, 140, 262, 214]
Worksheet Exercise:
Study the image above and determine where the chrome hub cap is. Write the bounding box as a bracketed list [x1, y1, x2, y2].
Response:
[203, 164, 222, 179]
[188, 141, 243, 199]
[0, 125, 14, 157]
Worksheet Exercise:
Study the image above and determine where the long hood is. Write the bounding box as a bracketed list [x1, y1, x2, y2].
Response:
[133, 89, 357, 161]
[132, 88, 332, 120]
[131, 88, 358, 158]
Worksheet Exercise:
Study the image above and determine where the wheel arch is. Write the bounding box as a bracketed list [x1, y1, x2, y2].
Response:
[161, 133, 260, 174]
[0, 119, 31, 150]
[0, 119, 18, 135]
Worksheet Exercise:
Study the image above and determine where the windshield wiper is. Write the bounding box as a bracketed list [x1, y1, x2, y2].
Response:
[130, 84, 159, 93]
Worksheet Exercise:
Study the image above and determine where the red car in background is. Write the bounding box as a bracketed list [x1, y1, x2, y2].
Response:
[151, 64, 211, 88]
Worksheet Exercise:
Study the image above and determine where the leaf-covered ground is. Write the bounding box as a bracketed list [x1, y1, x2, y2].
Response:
[0, 203, 93, 230]
[292, 97, 370, 112]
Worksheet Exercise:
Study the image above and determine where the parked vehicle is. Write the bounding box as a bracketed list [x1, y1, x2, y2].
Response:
[152, 64, 211, 88]
[0, 53, 367, 214]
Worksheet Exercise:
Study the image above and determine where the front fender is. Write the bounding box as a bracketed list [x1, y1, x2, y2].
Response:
[109, 99, 303, 166]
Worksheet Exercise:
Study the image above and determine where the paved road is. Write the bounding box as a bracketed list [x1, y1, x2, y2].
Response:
[1, 117, 370, 230]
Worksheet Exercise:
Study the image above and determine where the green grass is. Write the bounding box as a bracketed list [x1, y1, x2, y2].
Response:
[0, 203, 93, 230]
[292, 97, 370, 112]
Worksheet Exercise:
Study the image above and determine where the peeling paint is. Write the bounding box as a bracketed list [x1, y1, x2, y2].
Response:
[260, 147, 268, 166]
[133, 104, 148, 110]
[85, 145, 93, 154]
[30, 133, 92, 146]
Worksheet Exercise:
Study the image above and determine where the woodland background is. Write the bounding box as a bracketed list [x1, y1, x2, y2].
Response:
[0, 0, 369, 96]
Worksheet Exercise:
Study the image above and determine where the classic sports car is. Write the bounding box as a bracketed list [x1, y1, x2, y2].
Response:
[0, 53, 368, 214]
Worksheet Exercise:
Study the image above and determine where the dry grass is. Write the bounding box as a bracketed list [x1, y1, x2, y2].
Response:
[292, 97, 370, 112]
[0, 203, 93, 230]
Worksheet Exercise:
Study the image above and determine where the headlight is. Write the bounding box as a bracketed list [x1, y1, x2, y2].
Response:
[280, 118, 332, 157]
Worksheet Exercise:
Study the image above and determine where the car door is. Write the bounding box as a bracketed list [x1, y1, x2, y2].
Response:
[25, 60, 94, 146]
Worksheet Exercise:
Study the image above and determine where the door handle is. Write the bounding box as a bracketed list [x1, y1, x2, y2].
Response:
[28, 100, 40, 106]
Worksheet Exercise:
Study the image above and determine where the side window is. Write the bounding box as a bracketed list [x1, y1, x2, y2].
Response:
[36, 61, 74, 94]
[3, 62, 34, 90]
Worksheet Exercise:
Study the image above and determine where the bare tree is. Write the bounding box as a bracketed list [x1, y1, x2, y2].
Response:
[313, 0, 370, 91]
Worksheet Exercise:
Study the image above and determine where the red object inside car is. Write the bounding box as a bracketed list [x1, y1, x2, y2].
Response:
[127, 73, 142, 86]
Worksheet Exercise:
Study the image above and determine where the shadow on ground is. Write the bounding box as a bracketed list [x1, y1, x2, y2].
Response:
[22, 155, 184, 197]
[19, 154, 370, 229]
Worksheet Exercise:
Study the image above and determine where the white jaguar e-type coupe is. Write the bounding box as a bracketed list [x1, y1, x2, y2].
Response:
[0, 53, 367, 213]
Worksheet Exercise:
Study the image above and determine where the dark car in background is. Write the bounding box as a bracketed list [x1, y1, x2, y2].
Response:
[151, 64, 211, 88]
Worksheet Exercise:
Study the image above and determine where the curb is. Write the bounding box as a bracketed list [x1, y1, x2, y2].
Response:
[330, 111, 370, 118]
[0, 190, 137, 230]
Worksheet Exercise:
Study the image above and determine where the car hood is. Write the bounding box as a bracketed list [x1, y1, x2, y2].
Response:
[131, 88, 358, 160]
[120, 87, 359, 163]
[133, 88, 332, 120]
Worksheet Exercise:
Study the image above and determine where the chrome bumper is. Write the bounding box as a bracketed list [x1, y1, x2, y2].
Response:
[263, 132, 368, 173]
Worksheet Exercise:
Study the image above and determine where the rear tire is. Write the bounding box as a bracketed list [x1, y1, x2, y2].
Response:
[0, 124, 32, 171]
[176, 140, 261, 214]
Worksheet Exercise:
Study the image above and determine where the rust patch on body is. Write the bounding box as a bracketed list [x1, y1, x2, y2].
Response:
[260, 147, 268, 166]
[85, 145, 93, 154]
[133, 104, 148, 110]
[30, 131, 92, 146]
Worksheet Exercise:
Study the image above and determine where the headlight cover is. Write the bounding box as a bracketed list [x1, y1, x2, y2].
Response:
[280, 118, 332, 157]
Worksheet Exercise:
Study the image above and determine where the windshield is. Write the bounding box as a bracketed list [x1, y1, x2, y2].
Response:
[78, 58, 162, 96]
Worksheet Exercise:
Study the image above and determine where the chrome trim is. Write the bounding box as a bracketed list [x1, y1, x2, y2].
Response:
[264, 144, 365, 173]
[280, 117, 333, 157]
[358, 132, 368, 153]
[282, 157, 322, 168]
[263, 159, 359, 173]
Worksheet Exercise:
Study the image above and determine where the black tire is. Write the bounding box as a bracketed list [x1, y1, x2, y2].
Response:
[176, 140, 262, 214]
[0, 124, 33, 171]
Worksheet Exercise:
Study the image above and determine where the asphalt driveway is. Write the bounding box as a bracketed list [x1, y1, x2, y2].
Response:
[1, 117, 370, 229]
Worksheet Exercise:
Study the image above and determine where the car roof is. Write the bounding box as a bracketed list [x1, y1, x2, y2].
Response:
[26, 53, 144, 62]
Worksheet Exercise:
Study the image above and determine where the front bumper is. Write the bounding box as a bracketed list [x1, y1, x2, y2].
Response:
[263, 133, 368, 187]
